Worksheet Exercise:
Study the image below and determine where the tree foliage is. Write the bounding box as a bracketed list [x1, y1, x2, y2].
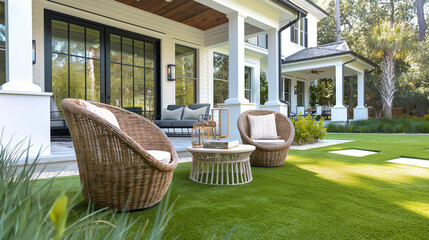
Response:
[314, 0, 429, 117]
[368, 20, 415, 119]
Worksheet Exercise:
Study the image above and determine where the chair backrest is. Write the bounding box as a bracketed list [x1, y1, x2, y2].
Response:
[189, 103, 211, 120]
[296, 106, 305, 116]
[316, 106, 323, 115]
[237, 110, 294, 143]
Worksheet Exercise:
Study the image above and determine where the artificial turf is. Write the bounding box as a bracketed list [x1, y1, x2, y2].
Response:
[38, 134, 429, 239]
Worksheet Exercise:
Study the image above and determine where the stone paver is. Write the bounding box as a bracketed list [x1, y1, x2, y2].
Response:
[386, 157, 429, 168]
[329, 149, 378, 157]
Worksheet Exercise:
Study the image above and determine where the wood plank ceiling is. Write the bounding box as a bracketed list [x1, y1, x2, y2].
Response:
[115, 0, 228, 30]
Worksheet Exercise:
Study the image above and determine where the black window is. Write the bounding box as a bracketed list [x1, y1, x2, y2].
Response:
[213, 53, 253, 105]
[45, 11, 160, 118]
[175, 45, 197, 105]
[297, 81, 305, 106]
[213, 52, 229, 106]
[282, 77, 291, 103]
[244, 67, 252, 102]
[290, 18, 308, 48]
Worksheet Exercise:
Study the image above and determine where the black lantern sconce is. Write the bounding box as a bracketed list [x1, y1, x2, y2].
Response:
[294, 86, 298, 95]
[167, 64, 176, 81]
[32, 40, 36, 65]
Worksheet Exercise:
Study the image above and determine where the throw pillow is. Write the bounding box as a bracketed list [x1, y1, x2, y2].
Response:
[248, 113, 278, 140]
[161, 107, 183, 120]
[80, 100, 121, 129]
[182, 106, 207, 120]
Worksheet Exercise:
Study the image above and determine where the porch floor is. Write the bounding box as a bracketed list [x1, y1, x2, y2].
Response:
[24, 137, 352, 179]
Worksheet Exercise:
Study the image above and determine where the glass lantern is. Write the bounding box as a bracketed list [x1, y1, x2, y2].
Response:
[192, 123, 210, 148]
[206, 120, 217, 140]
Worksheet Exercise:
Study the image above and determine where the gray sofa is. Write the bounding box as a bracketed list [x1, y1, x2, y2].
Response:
[154, 104, 211, 131]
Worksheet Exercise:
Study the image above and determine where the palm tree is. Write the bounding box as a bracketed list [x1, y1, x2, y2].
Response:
[368, 20, 414, 120]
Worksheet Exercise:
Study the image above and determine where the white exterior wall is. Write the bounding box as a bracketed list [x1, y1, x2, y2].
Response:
[31, 0, 211, 108]
[281, 12, 318, 58]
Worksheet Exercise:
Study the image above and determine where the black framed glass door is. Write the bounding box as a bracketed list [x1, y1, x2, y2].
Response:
[45, 11, 160, 118]
[107, 30, 157, 118]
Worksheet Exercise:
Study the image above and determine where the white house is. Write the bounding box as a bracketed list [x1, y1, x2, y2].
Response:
[0, 0, 374, 158]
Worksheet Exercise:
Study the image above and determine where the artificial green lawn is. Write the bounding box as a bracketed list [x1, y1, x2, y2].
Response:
[38, 134, 429, 239]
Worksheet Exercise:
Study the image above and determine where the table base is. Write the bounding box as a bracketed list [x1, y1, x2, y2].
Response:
[189, 152, 253, 185]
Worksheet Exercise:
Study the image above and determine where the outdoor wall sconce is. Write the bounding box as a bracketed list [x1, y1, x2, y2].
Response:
[32, 40, 36, 65]
[167, 64, 176, 81]
[294, 86, 298, 95]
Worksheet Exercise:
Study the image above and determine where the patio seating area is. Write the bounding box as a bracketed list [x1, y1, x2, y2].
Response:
[34, 133, 429, 239]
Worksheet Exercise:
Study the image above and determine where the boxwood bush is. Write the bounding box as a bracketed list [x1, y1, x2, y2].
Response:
[291, 114, 327, 145]
[327, 118, 429, 133]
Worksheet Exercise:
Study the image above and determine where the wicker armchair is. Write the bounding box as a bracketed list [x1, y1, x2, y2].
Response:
[237, 110, 295, 167]
[61, 99, 178, 211]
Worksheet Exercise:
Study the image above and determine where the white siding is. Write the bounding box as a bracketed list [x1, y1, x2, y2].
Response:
[281, 12, 318, 58]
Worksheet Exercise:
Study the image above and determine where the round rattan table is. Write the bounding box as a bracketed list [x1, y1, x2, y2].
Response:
[187, 144, 256, 185]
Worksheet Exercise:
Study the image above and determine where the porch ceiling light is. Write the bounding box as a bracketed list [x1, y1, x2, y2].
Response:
[294, 86, 298, 95]
[167, 64, 176, 81]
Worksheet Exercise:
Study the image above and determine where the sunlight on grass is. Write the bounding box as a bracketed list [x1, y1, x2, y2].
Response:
[396, 201, 429, 218]
[292, 155, 429, 189]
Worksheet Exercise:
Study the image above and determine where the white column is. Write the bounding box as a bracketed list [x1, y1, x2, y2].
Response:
[331, 64, 347, 121]
[0, 0, 52, 159]
[334, 64, 344, 107]
[260, 29, 288, 116]
[357, 73, 364, 107]
[0, 0, 40, 92]
[224, 12, 255, 141]
[225, 12, 247, 104]
[354, 72, 368, 120]
[265, 29, 280, 105]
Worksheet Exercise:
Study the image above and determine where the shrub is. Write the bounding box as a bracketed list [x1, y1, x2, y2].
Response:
[327, 118, 429, 133]
[292, 114, 327, 145]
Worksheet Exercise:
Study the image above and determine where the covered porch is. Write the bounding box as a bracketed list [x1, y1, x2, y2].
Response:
[282, 41, 377, 122]
[0, 0, 307, 158]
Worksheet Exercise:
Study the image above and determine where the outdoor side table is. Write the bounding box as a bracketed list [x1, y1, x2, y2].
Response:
[187, 144, 256, 185]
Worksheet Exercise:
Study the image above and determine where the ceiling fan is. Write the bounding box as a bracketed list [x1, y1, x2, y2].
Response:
[307, 69, 324, 75]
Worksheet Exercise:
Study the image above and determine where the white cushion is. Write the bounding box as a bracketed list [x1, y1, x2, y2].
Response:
[147, 150, 171, 164]
[161, 107, 183, 120]
[253, 139, 285, 146]
[182, 106, 207, 120]
[80, 100, 120, 129]
[247, 113, 278, 140]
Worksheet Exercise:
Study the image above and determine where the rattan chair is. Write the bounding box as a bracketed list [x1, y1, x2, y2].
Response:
[61, 99, 178, 211]
[237, 110, 295, 167]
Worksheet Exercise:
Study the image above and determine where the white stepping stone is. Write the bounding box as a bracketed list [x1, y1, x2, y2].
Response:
[387, 157, 429, 168]
[329, 149, 378, 157]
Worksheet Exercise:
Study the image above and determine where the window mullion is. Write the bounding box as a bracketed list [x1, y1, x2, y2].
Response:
[67, 23, 71, 98]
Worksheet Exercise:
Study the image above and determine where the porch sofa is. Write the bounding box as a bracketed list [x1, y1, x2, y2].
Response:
[154, 104, 210, 130]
